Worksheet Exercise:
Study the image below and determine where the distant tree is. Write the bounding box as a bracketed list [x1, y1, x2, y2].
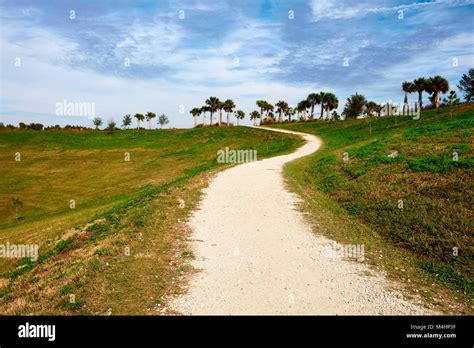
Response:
[285, 107, 295, 121]
[297, 100, 309, 121]
[205, 97, 220, 126]
[428, 93, 436, 106]
[264, 102, 274, 121]
[413, 77, 427, 110]
[318, 92, 329, 119]
[275, 100, 289, 123]
[223, 99, 236, 126]
[29, 123, 44, 130]
[250, 110, 260, 126]
[145, 112, 156, 129]
[190, 108, 201, 127]
[158, 114, 169, 128]
[324, 93, 339, 120]
[457, 68, 474, 102]
[106, 119, 116, 134]
[92, 117, 103, 130]
[256, 100, 267, 122]
[0, 122, 4, 129]
[122, 114, 132, 129]
[402, 81, 415, 114]
[342, 93, 366, 118]
[331, 110, 340, 120]
[235, 110, 245, 126]
[200, 106, 210, 127]
[217, 100, 225, 126]
[442, 90, 460, 106]
[425, 75, 449, 108]
[373, 103, 383, 117]
[364, 101, 378, 134]
[134, 113, 144, 129]
[307, 93, 320, 119]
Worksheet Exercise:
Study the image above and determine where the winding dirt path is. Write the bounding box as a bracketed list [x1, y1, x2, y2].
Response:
[170, 127, 430, 315]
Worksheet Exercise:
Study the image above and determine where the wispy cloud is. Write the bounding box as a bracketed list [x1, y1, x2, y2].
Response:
[310, 0, 474, 21]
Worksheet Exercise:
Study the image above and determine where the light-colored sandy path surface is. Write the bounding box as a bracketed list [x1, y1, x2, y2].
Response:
[170, 127, 430, 315]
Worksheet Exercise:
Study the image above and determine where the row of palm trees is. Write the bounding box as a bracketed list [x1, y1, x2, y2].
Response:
[190, 97, 244, 127]
[402, 75, 449, 111]
[190, 75, 452, 127]
[190, 92, 340, 127]
[256, 92, 339, 124]
[120, 112, 169, 129]
[123, 112, 157, 129]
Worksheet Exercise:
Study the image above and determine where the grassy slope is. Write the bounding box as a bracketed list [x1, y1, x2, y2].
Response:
[271, 103, 473, 314]
[0, 126, 303, 314]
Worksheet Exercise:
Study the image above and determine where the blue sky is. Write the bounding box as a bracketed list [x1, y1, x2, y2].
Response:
[1, 0, 473, 128]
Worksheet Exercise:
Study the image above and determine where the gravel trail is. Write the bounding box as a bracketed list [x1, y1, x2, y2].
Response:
[171, 127, 430, 315]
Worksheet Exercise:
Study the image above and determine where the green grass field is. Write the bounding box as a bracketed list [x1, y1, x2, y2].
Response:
[271, 103, 473, 313]
[1, 105, 472, 314]
[0, 126, 302, 314]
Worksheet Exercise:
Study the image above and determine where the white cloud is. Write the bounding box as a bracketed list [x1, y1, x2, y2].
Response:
[310, 0, 474, 21]
[113, 19, 184, 66]
[0, 22, 313, 128]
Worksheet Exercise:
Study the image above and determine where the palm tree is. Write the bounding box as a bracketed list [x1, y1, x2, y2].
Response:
[425, 75, 449, 108]
[235, 110, 245, 126]
[307, 93, 319, 119]
[402, 81, 414, 112]
[205, 97, 220, 126]
[250, 111, 260, 126]
[297, 100, 309, 121]
[122, 114, 132, 129]
[145, 112, 156, 129]
[217, 100, 225, 126]
[200, 106, 209, 127]
[314, 94, 323, 119]
[374, 103, 383, 117]
[285, 107, 295, 121]
[342, 93, 366, 119]
[402, 81, 415, 115]
[134, 113, 144, 129]
[364, 101, 378, 134]
[264, 102, 274, 121]
[275, 100, 289, 123]
[319, 92, 328, 120]
[190, 108, 201, 127]
[256, 100, 266, 122]
[223, 99, 236, 126]
[413, 78, 426, 110]
[324, 93, 338, 120]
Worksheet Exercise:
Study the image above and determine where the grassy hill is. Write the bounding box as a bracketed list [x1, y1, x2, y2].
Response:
[271, 103, 473, 313]
[0, 126, 302, 314]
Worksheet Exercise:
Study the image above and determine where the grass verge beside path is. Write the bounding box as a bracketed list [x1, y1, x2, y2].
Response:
[270, 103, 473, 314]
[0, 126, 303, 314]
